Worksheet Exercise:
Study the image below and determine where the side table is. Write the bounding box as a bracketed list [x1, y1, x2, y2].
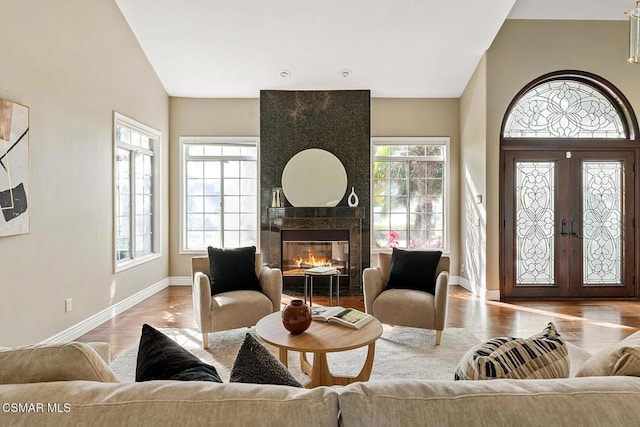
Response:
[303, 268, 340, 307]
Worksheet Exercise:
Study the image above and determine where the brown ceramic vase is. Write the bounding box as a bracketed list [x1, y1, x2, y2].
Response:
[281, 299, 312, 334]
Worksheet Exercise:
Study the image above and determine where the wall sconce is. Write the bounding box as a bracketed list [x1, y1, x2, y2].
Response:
[628, 1, 640, 64]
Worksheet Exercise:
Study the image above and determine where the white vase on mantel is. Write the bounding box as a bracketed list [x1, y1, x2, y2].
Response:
[347, 187, 359, 207]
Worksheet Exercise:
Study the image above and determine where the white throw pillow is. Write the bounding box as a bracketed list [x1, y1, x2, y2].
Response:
[575, 330, 640, 377]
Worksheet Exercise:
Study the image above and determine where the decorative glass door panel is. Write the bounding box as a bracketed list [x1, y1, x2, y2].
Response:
[515, 162, 555, 285]
[582, 161, 623, 286]
[566, 152, 635, 297]
[503, 151, 635, 298]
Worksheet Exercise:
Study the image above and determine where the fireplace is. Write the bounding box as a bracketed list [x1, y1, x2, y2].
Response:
[264, 207, 365, 289]
[281, 229, 349, 277]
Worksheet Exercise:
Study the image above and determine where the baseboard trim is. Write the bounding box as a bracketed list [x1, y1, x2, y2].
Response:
[42, 277, 170, 344]
[454, 276, 500, 301]
[486, 289, 500, 301]
[170, 276, 192, 286]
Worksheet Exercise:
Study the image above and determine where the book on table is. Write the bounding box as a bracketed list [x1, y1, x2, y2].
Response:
[311, 306, 374, 329]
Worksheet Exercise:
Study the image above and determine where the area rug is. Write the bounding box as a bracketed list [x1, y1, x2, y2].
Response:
[110, 325, 480, 383]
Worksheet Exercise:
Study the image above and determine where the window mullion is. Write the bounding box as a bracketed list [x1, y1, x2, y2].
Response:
[148, 152, 154, 250]
[405, 161, 411, 247]
[187, 155, 254, 162]
[129, 149, 137, 259]
[220, 160, 225, 248]
[119, 141, 153, 157]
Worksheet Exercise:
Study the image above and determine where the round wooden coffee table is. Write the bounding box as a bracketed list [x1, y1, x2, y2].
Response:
[255, 311, 383, 388]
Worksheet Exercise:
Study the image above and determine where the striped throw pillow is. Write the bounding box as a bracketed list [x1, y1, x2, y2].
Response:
[454, 322, 569, 380]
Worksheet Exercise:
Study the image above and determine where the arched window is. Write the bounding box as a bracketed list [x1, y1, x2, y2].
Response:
[502, 71, 636, 140]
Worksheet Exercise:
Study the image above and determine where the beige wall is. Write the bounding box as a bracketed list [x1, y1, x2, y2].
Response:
[459, 55, 487, 293]
[0, 0, 169, 346]
[168, 98, 260, 276]
[169, 97, 461, 276]
[480, 19, 640, 294]
[371, 98, 461, 275]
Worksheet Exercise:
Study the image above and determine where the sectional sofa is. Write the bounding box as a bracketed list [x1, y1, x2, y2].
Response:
[1, 335, 640, 426]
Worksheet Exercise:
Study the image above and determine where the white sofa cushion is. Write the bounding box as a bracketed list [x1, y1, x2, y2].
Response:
[0, 381, 339, 426]
[339, 377, 640, 427]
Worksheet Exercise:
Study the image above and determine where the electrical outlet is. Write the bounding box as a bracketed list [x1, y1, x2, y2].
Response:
[65, 298, 72, 313]
[460, 263, 465, 274]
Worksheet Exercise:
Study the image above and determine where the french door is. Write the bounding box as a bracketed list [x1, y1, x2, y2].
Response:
[502, 150, 636, 298]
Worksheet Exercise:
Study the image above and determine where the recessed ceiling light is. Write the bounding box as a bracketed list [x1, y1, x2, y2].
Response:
[280, 69, 291, 78]
[339, 69, 352, 78]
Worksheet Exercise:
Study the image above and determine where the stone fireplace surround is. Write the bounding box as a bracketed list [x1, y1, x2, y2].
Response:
[266, 207, 364, 288]
[259, 89, 371, 288]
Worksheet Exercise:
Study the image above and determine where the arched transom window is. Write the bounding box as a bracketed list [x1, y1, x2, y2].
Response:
[503, 80, 627, 139]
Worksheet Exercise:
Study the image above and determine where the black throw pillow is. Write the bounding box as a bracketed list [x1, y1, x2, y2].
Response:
[207, 246, 261, 296]
[135, 324, 222, 383]
[230, 333, 303, 387]
[385, 248, 442, 295]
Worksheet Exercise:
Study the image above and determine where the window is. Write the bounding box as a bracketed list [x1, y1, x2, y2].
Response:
[504, 79, 627, 139]
[113, 112, 161, 271]
[371, 137, 448, 251]
[180, 137, 259, 252]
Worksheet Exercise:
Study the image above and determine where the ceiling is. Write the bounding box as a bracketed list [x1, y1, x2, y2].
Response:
[115, 0, 632, 99]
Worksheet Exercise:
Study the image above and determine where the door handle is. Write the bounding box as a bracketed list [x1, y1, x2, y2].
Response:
[561, 219, 568, 236]
[571, 220, 581, 237]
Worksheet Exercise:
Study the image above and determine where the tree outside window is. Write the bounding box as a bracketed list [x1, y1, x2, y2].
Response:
[372, 138, 447, 251]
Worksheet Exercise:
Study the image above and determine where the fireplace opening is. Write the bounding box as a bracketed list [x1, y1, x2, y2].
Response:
[280, 229, 349, 278]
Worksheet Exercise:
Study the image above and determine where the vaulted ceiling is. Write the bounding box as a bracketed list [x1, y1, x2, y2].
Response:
[115, 0, 631, 98]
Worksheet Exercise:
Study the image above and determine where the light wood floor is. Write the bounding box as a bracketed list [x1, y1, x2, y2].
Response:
[77, 286, 640, 359]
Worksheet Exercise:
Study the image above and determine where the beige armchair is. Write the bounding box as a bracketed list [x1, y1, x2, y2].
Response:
[191, 253, 282, 348]
[363, 253, 450, 345]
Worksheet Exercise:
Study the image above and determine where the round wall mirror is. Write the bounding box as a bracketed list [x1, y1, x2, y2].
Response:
[281, 148, 347, 207]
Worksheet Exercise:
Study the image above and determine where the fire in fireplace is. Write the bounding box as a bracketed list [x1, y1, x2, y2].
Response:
[280, 229, 349, 277]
